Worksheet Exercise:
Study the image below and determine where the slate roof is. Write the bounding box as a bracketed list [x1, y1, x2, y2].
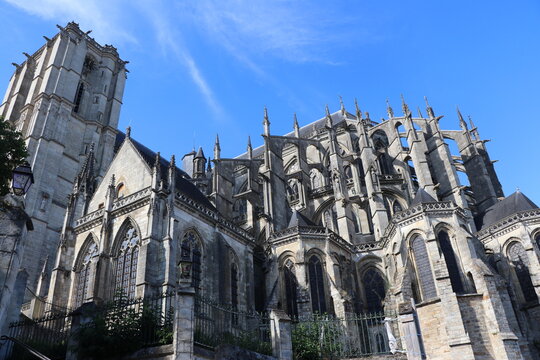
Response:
[287, 210, 317, 228]
[478, 191, 539, 230]
[114, 132, 215, 210]
[410, 188, 438, 206]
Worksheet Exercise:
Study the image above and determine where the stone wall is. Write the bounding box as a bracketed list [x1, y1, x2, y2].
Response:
[415, 300, 451, 360]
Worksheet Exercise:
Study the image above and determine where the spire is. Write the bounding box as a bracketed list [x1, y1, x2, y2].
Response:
[401, 94, 411, 117]
[263, 106, 270, 136]
[325, 104, 333, 128]
[417, 107, 424, 118]
[386, 99, 394, 119]
[456, 106, 468, 131]
[195, 147, 205, 159]
[169, 154, 176, 168]
[293, 113, 300, 137]
[365, 111, 371, 122]
[207, 158, 212, 172]
[109, 173, 116, 187]
[247, 136, 253, 159]
[339, 96, 346, 117]
[354, 98, 363, 123]
[424, 96, 435, 119]
[126, 126, 131, 139]
[214, 134, 221, 160]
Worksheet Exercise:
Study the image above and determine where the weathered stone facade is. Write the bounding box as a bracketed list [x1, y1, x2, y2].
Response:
[2, 24, 540, 359]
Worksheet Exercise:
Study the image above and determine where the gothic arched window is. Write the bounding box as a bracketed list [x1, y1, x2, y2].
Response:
[411, 236, 437, 301]
[363, 268, 386, 313]
[344, 165, 353, 184]
[287, 181, 299, 203]
[233, 198, 247, 222]
[437, 231, 464, 294]
[308, 256, 327, 314]
[114, 222, 140, 299]
[535, 232, 540, 249]
[310, 169, 321, 190]
[392, 200, 403, 215]
[283, 259, 298, 318]
[75, 238, 98, 308]
[74, 82, 85, 113]
[181, 230, 203, 290]
[508, 242, 537, 303]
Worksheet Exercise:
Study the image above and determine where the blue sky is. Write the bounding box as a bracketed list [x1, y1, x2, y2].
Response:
[1, 0, 539, 202]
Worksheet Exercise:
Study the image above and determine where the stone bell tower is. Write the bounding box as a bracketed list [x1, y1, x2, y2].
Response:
[0, 22, 127, 299]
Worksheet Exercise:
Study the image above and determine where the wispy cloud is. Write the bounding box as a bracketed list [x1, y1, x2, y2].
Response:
[4, 0, 136, 44]
[137, 0, 223, 117]
[177, 0, 354, 65]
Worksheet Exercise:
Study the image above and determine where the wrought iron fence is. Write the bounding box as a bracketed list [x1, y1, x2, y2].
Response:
[292, 312, 401, 359]
[3, 291, 175, 360]
[5, 310, 72, 360]
[194, 295, 272, 355]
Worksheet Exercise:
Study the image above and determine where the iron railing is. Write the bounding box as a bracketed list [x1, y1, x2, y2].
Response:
[292, 312, 401, 359]
[194, 295, 271, 355]
[5, 310, 72, 360]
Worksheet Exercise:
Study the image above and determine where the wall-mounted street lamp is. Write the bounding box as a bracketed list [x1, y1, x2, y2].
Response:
[11, 162, 34, 196]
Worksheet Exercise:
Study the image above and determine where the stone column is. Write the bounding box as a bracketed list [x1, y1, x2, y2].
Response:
[173, 287, 195, 360]
[269, 309, 293, 360]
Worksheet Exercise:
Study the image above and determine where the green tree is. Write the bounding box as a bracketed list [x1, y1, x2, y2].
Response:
[0, 118, 28, 196]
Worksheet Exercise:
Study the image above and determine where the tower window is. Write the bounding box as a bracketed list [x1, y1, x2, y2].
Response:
[74, 82, 84, 113]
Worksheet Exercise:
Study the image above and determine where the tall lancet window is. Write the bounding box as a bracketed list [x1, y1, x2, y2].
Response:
[181, 230, 202, 290]
[363, 268, 386, 313]
[74, 81, 85, 113]
[114, 222, 140, 299]
[308, 256, 327, 314]
[437, 231, 464, 294]
[508, 242, 537, 303]
[75, 238, 98, 308]
[411, 236, 437, 301]
[283, 259, 298, 318]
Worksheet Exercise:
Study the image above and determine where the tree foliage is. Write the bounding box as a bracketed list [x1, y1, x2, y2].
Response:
[0, 118, 28, 196]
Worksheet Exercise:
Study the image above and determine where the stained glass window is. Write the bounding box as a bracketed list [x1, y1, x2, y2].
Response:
[308, 256, 327, 314]
[75, 240, 98, 308]
[283, 259, 298, 318]
[181, 231, 202, 290]
[114, 222, 140, 299]
[437, 231, 464, 293]
[508, 242, 537, 303]
[363, 268, 386, 313]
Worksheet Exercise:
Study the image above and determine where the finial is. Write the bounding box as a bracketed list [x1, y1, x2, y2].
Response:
[456, 106, 467, 130]
[417, 107, 424, 118]
[89, 143, 95, 153]
[400, 94, 410, 116]
[293, 113, 300, 137]
[468, 115, 476, 129]
[247, 136, 253, 158]
[354, 98, 363, 123]
[516, 187, 520, 193]
[154, 152, 160, 168]
[386, 99, 394, 118]
[263, 107, 271, 135]
[263, 106, 269, 124]
[215, 134, 220, 147]
[207, 158, 212, 171]
[214, 134, 221, 159]
[126, 126, 131, 138]
[109, 174, 116, 186]
[339, 96, 346, 116]
[170, 154, 176, 168]
[365, 111, 371, 121]
[325, 105, 333, 127]
[424, 96, 435, 119]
